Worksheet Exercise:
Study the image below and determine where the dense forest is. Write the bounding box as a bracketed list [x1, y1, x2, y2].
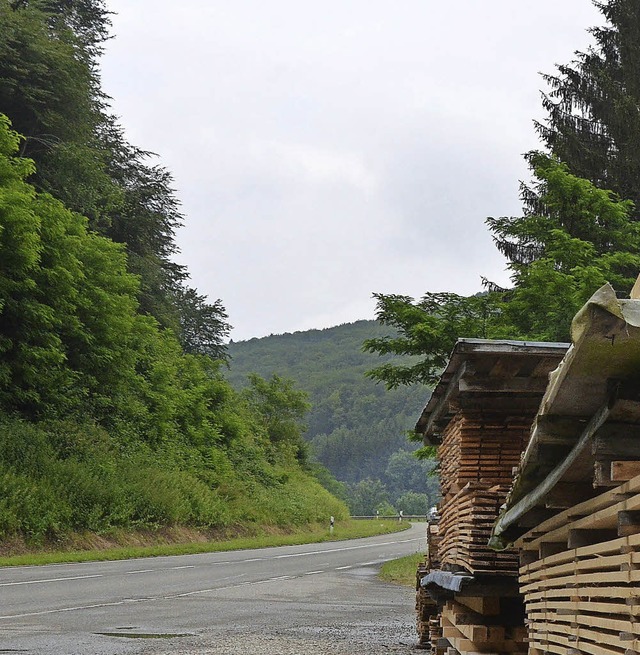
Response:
[226, 321, 440, 516]
[0, 0, 346, 547]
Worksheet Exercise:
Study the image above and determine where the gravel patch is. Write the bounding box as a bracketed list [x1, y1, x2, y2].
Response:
[140, 630, 418, 655]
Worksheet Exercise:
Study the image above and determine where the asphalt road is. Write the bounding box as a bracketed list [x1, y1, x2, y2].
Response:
[0, 522, 425, 655]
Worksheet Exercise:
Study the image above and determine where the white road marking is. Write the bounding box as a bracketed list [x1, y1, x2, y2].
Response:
[304, 570, 324, 575]
[125, 569, 154, 575]
[0, 574, 103, 587]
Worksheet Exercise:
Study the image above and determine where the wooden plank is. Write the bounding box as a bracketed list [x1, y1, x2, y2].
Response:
[517, 477, 640, 548]
[525, 585, 640, 601]
[458, 376, 549, 394]
[440, 608, 506, 643]
[525, 599, 635, 616]
[619, 511, 640, 538]
[529, 630, 627, 655]
[593, 428, 640, 457]
[613, 462, 640, 482]
[521, 569, 640, 594]
[454, 596, 501, 616]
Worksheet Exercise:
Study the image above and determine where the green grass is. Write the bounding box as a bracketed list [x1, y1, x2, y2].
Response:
[0, 520, 410, 567]
[378, 552, 424, 586]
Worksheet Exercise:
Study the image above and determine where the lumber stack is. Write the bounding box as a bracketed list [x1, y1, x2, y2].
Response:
[439, 412, 532, 500]
[440, 599, 528, 655]
[438, 482, 519, 575]
[517, 472, 640, 655]
[427, 520, 441, 570]
[436, 411, 530, 576]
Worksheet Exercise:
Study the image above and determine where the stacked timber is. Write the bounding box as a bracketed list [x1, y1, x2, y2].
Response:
[438, 482, 519, 575]
[416, 521, 442, 649]
[414, 339, 568, 654]
[427, 520, 441, 570]
[440, 598, 528, 655]
[517, 472, 640, 655]
[415, 572, 439, 651]
[437, 412, 531, 576]
[439, 412, 532, 501]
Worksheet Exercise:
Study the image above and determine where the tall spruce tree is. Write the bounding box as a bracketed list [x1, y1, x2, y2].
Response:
[537, 0, 640, 217]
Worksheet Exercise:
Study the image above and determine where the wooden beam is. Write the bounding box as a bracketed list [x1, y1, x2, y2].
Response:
[420, 361, 469, 442]
[594, 460, 640, 486]
[454, 596, 501, 616]
[530, 415, 586, 445]
[458, 376, 550, 394]
[612, 460, 640, 482]
[593, 426, 640, 457]
[618, 511, 640, 537]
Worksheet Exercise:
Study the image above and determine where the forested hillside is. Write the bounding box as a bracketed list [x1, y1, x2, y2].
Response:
[0, 0, 347, 548]
[226, 322, 440, 516]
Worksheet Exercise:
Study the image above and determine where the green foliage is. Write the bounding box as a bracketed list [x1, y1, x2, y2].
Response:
[347, 478, 392, 516]
[489, 153, 640, 342]
[364, 292, 502, 389]
[226, 322, 433, 509]
[172, 286, 230, 360]
[537, 0, 640, 217]
[242, 373, 311, 466]
[367, 154, 640, 386]
[0, 1, 230, 347]
[395, 492, 430, 516]
[384, 450, 439, 504]
[0, 116, 348, 542]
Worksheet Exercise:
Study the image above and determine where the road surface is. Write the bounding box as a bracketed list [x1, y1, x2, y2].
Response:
[0, 522, 425, 654]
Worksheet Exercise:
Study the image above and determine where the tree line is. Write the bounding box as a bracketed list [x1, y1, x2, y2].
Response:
[0, 0, 347, 544]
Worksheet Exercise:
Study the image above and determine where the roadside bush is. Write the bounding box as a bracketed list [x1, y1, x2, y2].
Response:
[0, 468, 72, 541]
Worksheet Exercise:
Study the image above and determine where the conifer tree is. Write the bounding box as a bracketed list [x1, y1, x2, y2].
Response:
[537, 0, 640, 217]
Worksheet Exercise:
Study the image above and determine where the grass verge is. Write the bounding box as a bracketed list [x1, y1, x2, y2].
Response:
[378, 552, 424, 586]
[0, 520, 410, 567]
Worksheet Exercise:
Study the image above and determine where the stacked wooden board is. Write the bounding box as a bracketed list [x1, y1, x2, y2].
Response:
[437, 412, 530, 576]
[413, 339, 568, 654]
[517, 472, 640, 655]
[415, 410, 534, 654]
[440, 598, 528, 655]
[438, 482, 519, 575]
[439, 412, 532, 501]
[416, 521, 442, 649]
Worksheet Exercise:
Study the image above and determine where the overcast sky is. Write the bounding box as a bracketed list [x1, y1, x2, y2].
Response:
[100, 1, 602, 341]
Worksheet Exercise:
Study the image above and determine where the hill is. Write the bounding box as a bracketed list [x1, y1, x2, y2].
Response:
[226, 321, 439, 515]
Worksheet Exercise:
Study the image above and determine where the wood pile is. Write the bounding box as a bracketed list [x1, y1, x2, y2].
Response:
[436, 411, 531, 576]
[438, 482, 519, 575]
[416, 521, 442, 649]
[439, 412, 532, 500]
[440, 598, 528, 655]
[517, 472, 640, 655]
